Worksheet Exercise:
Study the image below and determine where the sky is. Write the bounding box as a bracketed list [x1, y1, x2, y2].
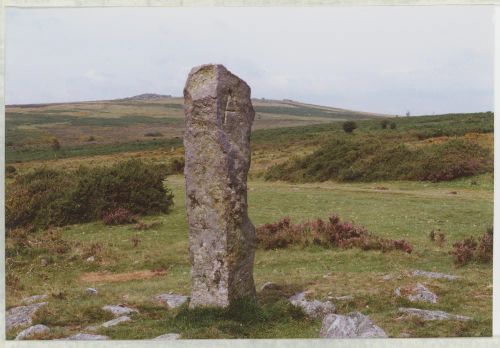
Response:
[5, 6, 494, 115]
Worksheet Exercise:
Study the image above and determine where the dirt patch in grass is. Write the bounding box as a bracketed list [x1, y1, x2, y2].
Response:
[80, 269, 167, 283]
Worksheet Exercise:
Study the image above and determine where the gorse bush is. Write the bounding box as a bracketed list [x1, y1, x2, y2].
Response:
[256, 214, 413, 254]
[102, 208, 138, 225]
[265, 136, 491, 183]
[342, 121, 357, 133]
[6, 159, 174, 230]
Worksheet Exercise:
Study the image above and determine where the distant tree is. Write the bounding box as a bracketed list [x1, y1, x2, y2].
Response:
[390, 122, 397, 129]
[380, 119, 390, 129]
[51, 138, 61, 151]
[406, 111, 411, 117]
[342, 121, 358, 133]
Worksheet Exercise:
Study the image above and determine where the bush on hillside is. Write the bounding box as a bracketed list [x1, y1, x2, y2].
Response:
[342, 121, 357, 133]
[265, 137, 491, 183]
[380, 119, 390, 129]
[5, 159, 174, 230]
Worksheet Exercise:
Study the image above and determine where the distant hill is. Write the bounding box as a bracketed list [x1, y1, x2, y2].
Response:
[118, 93, 173, 101]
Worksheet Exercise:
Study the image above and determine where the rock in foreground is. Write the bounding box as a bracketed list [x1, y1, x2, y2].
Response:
[394, 283, 438, 303]
[412, 270, 459, 281]
[184, 64, 256, 308]
[6, 302, 48, 330]
[153, 333, 181, 340]
[398, 307, 471, 321]
[102, 304, 138, 316]
[155, 293, 188, 309]
[289, 292, 336, 319]
[15, 324, 50, 340]
[320, 312, 387, 338]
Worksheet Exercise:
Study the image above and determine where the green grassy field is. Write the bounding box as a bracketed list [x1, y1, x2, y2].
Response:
[6, 173, 493, 339]
[5, 98, 494, 339]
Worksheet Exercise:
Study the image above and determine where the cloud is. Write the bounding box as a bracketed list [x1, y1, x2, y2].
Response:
[5, 6, 494, 115]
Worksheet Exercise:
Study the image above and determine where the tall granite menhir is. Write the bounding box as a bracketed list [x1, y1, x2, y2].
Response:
[183, 64, 256, 308]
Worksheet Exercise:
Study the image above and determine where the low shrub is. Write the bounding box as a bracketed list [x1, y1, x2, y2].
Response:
[5, 159, 174, 230]
[168, 157, 185, 174]
[342, 121, 357, 133]
[144, 131, 163, 137]
[451, 227, 493, 266]
[256, 214, 412, 254]
[102, 207, 137, 225]
[380, 119, 390, 129]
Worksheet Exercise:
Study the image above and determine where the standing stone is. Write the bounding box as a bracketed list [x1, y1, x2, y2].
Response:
[184, 64, 256, 308]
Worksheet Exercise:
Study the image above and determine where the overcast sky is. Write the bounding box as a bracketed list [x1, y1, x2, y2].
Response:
[6, 6, 494, 115]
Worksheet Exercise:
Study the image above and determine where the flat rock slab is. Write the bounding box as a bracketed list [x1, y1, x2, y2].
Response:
[399, 308, 471, 321]
[289, 292, 336, 319]
[320, 312, 387, 338]
[15, 324, 50, 340]
[412, 270, 459, 280]
[153, 333, 181, 340]
[155, 294, 188, 309]
[86, 316, 131, 332]
[394, 283, 438, 303]
[102, 304, 138, 316]
[6, 302, 48, 330]
[21, 294, 49, 305]
[62, 333, 109, 340]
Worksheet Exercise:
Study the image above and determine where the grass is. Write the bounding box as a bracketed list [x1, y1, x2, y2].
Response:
[6, 173, 493, 339]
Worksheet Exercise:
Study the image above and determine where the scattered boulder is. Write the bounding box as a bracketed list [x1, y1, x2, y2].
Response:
[184, 64, 257, 308]
[85, 288, 98, 295]
[154, 293, 188, 309]
[61, 333, 109, 340]
[85, 316, 131, 332]
[15, 324, 50, 340]
[398, 308, 471, 321]
[260, 282, 279, 291]
[6, 302, 48, 330]
[394, 283, 438, 303]
[21, 294, 48, 305]
[153, 333, 181, 340]
[412, 270, 458, 281]
[289, 292, 336, 319]
[102, 304, 138, 316]
[101, 316, 131, 328]
[320, 312, 387, 338]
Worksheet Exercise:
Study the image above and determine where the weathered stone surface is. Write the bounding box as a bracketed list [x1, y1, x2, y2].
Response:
[398, 307, 471, 321]
[394, 283, 438, 303]
[84, 316, 131, 332]
[15, 324, 50, 340]
[62, 333, 109, 340]
[155, 293, 188, 309]
[21, 294, 48, 305]
[102, 304, 138, 316]
[320, 312, 387, 338]
[153, 333, 181, 340]
[101, 315, 131, 328]
[6, 302, 48, 330]
[289, 292, 336, 319]
[259, 282, 279, 291]
[85, 288, 98, 295]
[184, 64, 256, 308]
[412, 270, 459, 280]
